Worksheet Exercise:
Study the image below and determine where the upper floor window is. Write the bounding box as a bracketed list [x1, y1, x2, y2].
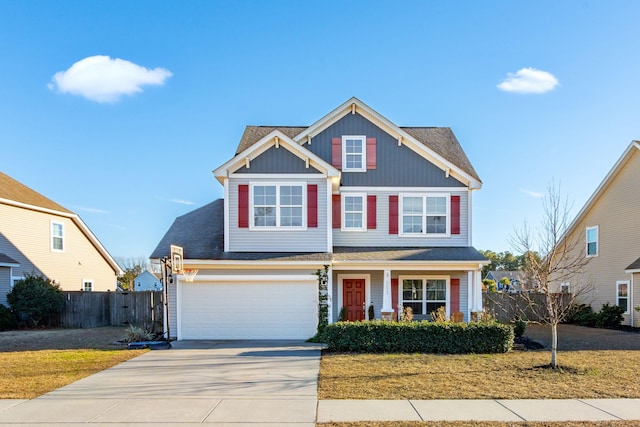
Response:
[251, 183, 305, 229]
[342, 194, 366, 231]
[400, 194, 449, 236]
[51, 221, 64, 252]
[342, 135, 366, 172]
[586, 225, 598, 257]
[616, 281, 629, 313]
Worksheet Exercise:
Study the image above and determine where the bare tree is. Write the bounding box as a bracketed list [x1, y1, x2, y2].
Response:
[115, 256, 150, 291]
[511, 181, 592, 369]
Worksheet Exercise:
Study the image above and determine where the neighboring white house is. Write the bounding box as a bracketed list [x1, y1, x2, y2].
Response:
[0, 171, 121, 305]
[134, 270, 162, 291]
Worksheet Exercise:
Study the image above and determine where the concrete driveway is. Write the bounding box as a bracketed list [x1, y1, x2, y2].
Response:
[0, 340, 322, 425]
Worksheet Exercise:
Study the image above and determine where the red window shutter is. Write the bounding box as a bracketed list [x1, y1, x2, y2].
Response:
[367, 195, 376, 230]
[238, 184, 249, 228]
[389, 195, 398, 234]
[391, 278, 399, 320]
[307, 184, 318, 228]
[451, 195, 461, 235]
[450, 278, 460, 313]
[331, 137, 342, 168]
[366, 137, 376, 169]
[332, 194, 341, 229]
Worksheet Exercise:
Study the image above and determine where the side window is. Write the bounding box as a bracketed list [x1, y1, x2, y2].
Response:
[586, 226, 598, 257]
[616, 281, 628, 313]
[51, 221, 64, 252]
[83, 280, 93, 292]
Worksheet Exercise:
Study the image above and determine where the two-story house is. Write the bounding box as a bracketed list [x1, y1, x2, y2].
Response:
[560, 141, 640, 327]
[0, 171, 121, 305]
[151, 98, 488, 340]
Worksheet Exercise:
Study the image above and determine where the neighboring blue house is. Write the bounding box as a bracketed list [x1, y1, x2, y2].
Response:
[134, 270, 162, 291]
[152, 97, 488, 340]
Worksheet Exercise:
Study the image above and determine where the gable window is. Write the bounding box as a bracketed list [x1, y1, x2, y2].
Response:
[251, 183, 305, 229]
[51, 221, 64, 252]
[586, 226, 598, 257]
[401, 276, 448, 319]
[342, 194, 366, 231]
[616, 281, 629, 313]
[342, 135, 366, 172]
[400, 194, 449, 236]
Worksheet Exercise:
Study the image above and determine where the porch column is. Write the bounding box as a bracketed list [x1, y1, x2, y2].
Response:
[474, 269, 483, 312]
[467, 271, 473, 322]
[381, 269, 394, 320]
[327, 267, 334, 323]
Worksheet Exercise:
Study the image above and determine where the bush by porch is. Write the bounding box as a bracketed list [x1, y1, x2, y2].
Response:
[323, 320, 513, 354]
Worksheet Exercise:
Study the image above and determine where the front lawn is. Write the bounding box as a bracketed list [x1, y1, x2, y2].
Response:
[0, 349, 146, 399]
[318, 350, 640, 400]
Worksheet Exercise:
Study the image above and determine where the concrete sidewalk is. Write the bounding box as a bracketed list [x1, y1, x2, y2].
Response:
[1, 398, 639, 424]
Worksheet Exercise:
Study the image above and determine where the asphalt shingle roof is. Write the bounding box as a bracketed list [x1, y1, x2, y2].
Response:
[0, 253, 19, 265]
[626, 256, 640, 271]
[0, 171, 72, 214]
[333, 246, 487, 262]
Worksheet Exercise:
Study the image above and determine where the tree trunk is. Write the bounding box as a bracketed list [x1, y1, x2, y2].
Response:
[551, 322, 558, 368]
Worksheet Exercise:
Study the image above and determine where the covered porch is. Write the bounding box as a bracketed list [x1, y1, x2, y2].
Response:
[328, 247, 488, 323]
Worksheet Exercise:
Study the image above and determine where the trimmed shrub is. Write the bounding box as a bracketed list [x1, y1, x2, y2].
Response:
[7, 274, 65, 326]
[596, 303, 625, 328]
[323, 320, 513, 354]
[566, 304, 598, 327]
[513, 317, 526, 338]
[0, 304, 17, 331]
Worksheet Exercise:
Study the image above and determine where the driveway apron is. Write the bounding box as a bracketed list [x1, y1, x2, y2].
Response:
[0, 340, 322, 425]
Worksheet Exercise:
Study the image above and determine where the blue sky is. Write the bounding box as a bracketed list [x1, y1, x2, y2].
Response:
[2, 1, 639, 260]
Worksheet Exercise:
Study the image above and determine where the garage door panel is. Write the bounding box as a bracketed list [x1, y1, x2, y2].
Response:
[180, 282, 317, 340]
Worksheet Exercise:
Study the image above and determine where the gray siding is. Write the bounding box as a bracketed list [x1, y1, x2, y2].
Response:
[235, 145, 323, 174]
[333, 189, 469, 247]
[306, 113, 465, 188]
[228, 178, 329, 252]
[0, 267, 10, 306]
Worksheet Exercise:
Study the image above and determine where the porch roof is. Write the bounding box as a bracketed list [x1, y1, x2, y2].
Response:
[332, 246, 488, 262]
[625, 256, 640, 272]
[0, 253, 20, 267]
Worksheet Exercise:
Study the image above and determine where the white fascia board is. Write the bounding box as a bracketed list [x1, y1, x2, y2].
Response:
[0, 262, 20, 268]
[181, 274, 318, 283]
[625, 269, 640, 274]
[563, 141, 640, 242]
[213, 130, 339, 184]
[0, 198, 122, 275]
[293, 98, 481, 189]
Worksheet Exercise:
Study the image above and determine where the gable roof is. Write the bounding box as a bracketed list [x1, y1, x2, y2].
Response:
[564, 141, 640, 241]
[0, 171, 72, 214]
[233, 98, 481, 187]
[0, 253, 20, 268]
[485, 270, 524, 282]
[0, 171, 122, 275]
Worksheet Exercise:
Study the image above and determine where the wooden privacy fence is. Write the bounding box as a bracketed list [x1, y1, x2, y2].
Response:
[483, 292, 572, 323]
[59, 291, 164, 330]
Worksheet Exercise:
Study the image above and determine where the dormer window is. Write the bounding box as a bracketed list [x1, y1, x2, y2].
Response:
[342, 135, 366, 172]
[250, 183, 305, 229]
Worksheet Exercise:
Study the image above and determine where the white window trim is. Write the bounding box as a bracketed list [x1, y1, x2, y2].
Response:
[616, 280, 629, 314]
[398, 275, 450, 318]
[51, 220, 65, 253]
[342, 135, 367, 172]
[560, 282, 571, 294]
[398, 193, 451, 237]
[248, 182, 307, 231]
[341, 193, 367, 232]
[586, 225, 598, 257]
[82, 279, 94, 292]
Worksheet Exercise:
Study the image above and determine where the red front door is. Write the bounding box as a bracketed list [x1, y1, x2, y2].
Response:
[343, 279, 365, 321]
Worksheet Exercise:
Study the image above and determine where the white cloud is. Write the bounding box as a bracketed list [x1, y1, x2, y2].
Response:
[72, 205, 109, 214]
[171, 198, 195, 205]
[48, 55, 172, 103]
[520, 189, 544, 198]
[497, 67, 559, 94]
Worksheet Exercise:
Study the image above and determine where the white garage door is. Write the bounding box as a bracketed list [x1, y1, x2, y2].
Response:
[179, 281, 318, 340]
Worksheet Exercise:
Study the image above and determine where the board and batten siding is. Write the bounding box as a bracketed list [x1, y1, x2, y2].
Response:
[234, 145, 324, 174]
[306, 112, 466, 188]
[333, 190, 469, 247]
[566, 149, 640, 326]
[0, 204, 117, 291]
[227, 177, 329, 252]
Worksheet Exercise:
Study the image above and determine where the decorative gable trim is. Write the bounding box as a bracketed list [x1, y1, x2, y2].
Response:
[213, 130, 341, 185]
[293, 97, 480, 189]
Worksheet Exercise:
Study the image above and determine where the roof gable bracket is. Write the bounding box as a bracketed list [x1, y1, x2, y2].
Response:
[351, 103, 356, 114]
[398, 135, 402, 147]
[245, 157, 250, 169]
[445, 167, 450, 178]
